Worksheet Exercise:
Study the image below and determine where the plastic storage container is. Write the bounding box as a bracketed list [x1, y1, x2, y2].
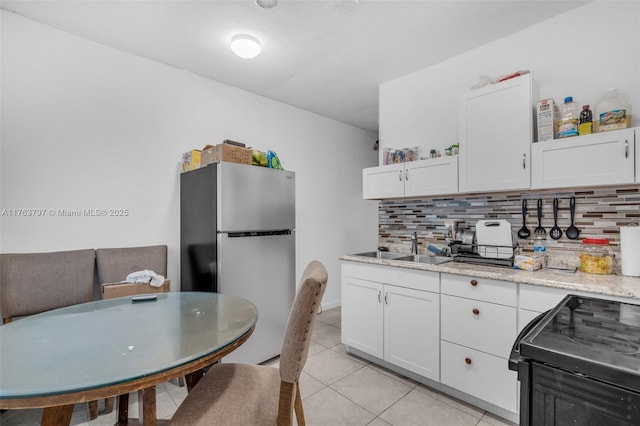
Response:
[595, 88, 632, 132]
[578, 238, 614, 274]
[556, 96, 580, 138]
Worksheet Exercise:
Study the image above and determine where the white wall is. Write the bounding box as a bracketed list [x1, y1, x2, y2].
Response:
[380, 1, 640, 158]
[0, 10, 379, 309]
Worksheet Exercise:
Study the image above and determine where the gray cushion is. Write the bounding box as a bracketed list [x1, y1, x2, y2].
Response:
[0, 249, 95, 320]
[95, 245, 167, 284]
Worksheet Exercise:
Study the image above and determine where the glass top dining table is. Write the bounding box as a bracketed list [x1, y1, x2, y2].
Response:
[0, 291, 258, 424]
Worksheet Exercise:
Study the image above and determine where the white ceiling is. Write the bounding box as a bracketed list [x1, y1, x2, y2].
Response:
[1, 0, 588, 132]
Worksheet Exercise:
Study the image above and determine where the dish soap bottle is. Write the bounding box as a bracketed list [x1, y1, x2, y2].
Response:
[578, 105, 593, 135]
[556, 96, 580, 138]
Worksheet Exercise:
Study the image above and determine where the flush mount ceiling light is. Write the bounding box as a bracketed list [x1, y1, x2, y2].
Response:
[256, 0, 277, 8]
[230, 34, 261, 59]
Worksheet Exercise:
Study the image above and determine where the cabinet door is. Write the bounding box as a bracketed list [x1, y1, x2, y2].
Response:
[341, 277, 384, 358]
[383, 285, 440, 381]
[362, 163, 404, 199]
[531, 128, 636, 189]
[459, 73, 532, 193]
[404, 157, 458, 197]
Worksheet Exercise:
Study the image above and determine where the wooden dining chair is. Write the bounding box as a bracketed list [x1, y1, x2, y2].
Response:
[93, 244, 168, 420]
[170, 260, 328, 426]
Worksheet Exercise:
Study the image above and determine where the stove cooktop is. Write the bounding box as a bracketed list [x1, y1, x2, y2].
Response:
[520, 295, 640, 392]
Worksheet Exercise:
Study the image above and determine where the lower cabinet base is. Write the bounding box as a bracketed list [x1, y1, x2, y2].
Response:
[345, 346, 519, 424]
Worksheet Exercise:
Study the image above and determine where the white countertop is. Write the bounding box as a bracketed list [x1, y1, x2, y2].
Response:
[339, 255, 640, 300]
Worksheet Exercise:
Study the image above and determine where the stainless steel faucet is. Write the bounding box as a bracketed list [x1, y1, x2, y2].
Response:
[411, 232, 418, 255]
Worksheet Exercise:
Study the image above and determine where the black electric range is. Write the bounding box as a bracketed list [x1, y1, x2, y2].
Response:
[510, 294, 640, 426]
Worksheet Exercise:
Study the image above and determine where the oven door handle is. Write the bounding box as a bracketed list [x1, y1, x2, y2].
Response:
[508, 310, 550, 372]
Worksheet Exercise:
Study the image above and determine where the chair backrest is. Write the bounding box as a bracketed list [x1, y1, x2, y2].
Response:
[0, 249, 96, 321]
[95, 245, 167, 284]
[279, 260, 328, 384]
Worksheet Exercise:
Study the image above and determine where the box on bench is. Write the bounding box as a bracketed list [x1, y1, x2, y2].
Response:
[102, 279, 170, 299]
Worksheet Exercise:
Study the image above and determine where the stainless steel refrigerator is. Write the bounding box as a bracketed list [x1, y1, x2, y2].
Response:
[180, 162, 295, 364]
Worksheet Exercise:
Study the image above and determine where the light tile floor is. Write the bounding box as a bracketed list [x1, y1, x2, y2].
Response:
[1, 307, 517, 426]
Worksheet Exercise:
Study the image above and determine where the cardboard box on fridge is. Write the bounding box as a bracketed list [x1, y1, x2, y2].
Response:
[102, 279, 170, 299]
[181, 150, 201, 172]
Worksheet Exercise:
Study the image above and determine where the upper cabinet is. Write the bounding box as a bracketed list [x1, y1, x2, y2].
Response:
[531, 128, 637, 189]
[363, 157, 458, 200]
[458, 73, 534, 193]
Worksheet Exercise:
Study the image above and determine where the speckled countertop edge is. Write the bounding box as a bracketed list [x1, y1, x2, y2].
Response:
[339, 255, 640, 301]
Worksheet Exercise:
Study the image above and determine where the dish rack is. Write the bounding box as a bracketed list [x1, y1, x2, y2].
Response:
[451, 242, 519, 267]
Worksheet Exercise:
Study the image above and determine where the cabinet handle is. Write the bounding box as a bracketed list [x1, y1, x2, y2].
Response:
[472, 308, 480, 315]
[465, 357, 472, 365]
[470, 279, 478, 286]
[378, 290, 382, 303]
[405, 169, 409, 181]
[398, 170, 403, 181]
[625, 139, 629, 159]
[522, 153, 526, 169]
[384, 292, 388, 304]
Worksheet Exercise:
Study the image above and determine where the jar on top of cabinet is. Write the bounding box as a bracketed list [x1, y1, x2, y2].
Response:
[578, 238, 614, 274]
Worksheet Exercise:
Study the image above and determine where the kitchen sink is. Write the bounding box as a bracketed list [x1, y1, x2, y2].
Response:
[396, 254, 453, 265]
[352, 251, 409, 260]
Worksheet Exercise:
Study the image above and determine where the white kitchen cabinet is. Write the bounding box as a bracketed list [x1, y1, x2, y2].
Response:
[362, 157, 458, 199]
[362, 162, 404, 199]
[341, 262, 440, 381]
[531, 127, 637, 189]
[341, 276, 384, 358]
[440, 273, 518, 413]
[383, 284, 439, 379]
[458, 73, 534, 193]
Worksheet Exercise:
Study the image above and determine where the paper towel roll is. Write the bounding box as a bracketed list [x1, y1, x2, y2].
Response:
[620, 225, 640, 277]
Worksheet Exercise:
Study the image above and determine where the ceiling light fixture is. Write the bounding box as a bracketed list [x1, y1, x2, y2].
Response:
[256, 0, 277, 8]
[230, 34, 261, 59]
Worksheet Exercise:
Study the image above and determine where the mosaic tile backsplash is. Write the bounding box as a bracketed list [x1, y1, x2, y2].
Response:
[378, 185, 640, 272]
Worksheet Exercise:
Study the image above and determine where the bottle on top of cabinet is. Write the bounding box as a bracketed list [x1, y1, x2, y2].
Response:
[556, 96, 580, 138]
[578, 105, 593, 135]
[595, 88, 632, 132]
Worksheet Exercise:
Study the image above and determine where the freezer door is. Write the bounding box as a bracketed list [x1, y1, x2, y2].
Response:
[217, 231, 295, 364]
[218, 162, 295, 232]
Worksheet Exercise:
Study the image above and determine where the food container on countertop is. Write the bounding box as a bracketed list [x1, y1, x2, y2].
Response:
[578, 238, 613, 274]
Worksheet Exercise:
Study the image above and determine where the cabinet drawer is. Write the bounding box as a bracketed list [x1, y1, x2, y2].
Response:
[519, 284, 570, 312]
[441, 273, 516, 306]
[342, 262, 439, 293]
[441, 340, 518, 413]
[441, 295, 516, 358]
[519, 284, 640, 312]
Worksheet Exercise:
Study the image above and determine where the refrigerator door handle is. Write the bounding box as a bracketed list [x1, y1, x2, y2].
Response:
[226, 230, 292, 238]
